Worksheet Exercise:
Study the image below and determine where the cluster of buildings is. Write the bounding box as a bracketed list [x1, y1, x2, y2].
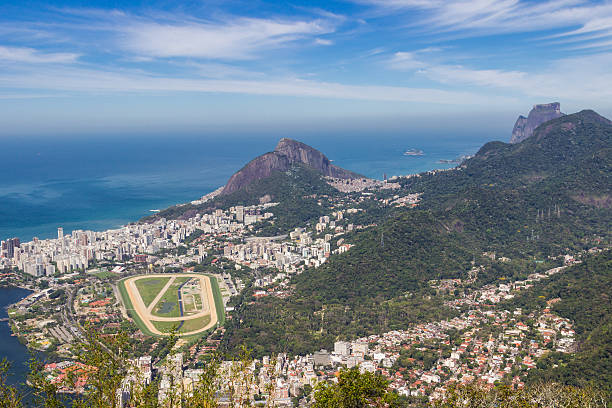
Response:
[252, 265, 578, 403]
[0, 203, 277, 278]
[193, 266, 573, 405]
[103, 259, 579, 406]
[43, 361, 93, 393]
[324, 176, 400, 193]
[223, 229, 341, 273]
[219, 209, 365, 290]
[7, 276, 120, 357]
[384, 192, 422, 207]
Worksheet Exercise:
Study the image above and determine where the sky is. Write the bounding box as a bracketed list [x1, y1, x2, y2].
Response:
[2, 0, 612, 137]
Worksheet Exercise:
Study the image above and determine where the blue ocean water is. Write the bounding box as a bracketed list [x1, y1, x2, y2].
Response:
[0, 132, 495, 242]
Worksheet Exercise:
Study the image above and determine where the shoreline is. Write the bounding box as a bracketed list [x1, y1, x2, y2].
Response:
[0, 286, 37, 388]
[1, 136, 484, 243]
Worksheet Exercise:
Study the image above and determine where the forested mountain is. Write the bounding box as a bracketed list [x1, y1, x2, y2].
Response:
[221, 110, 611, 356]
[400, 109, 611, 254]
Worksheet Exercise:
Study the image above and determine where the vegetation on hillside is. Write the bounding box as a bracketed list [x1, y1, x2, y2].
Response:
[222, 110, 611, 360]
[133, 110, 612, 401]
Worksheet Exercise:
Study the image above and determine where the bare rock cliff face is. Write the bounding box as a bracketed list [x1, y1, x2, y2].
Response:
[511, 102, 565, 144]
[221, 138, 360, 195]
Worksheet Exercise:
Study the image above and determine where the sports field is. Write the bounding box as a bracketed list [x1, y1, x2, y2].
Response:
[118, 273, 222, 337]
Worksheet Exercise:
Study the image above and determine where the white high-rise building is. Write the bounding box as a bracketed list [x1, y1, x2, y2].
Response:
[236, 206, 244, 223]
[334, 341, 351, 356]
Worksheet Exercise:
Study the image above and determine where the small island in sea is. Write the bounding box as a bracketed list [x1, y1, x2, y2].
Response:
[403, 148, 424, 156]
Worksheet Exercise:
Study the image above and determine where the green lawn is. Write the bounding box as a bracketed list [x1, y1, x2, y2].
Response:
[151, 315, 211, 334]
[93, 270, 115, 280]
[181, 315, 211, 333]
[150, 277, 191, 318]
[134, 276, 171, 307]
[151, 320, 181, 333]
[208, 275, 226, 326]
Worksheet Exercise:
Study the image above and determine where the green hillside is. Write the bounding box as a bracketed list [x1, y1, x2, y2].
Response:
[400, 110, 611, 253]
[221, 110, 612, 356]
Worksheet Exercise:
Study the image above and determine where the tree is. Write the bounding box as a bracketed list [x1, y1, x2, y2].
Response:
[312, 368, 401, 408]
[436, 383, 608, 408]
[28, 357, 62, 408]
[0, 359, 23, 408]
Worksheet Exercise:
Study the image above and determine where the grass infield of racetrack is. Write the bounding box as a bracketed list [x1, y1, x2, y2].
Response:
[152, 315, 212, 334]
[134, 276, 171, 307]
[118, 273, 225, 338]
[150, 277, 191, 318]
[183, 292, 202, 313]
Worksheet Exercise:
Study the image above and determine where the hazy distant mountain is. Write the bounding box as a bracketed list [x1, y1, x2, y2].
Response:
[511, 102, 565, 144]
[221, 138, 360, 195]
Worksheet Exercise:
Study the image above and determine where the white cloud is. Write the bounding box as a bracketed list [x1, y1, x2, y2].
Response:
[389, 52, 428, 70]
[567, 38, 612, 50]
[387, 48, 528, 88]
[183, 62, 266, 79]
[0, 46, 79, 63]
[387, 49, 612, 104]
[389, 52, 526, 87]
[0, 64, 517, 106]
[548, 16, 612, 38]
[424, 65, 527, 88]
[122, 17, 334, 60]
[357, 0, 612, 48]
[315, 38, 334, 45]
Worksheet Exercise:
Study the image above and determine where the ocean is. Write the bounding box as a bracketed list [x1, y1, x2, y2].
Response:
[0, 132, 496, 242]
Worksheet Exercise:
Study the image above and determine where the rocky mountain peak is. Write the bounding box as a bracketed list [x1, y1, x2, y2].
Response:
[511, 102, 565, 144]
[221, 138, 360, 195]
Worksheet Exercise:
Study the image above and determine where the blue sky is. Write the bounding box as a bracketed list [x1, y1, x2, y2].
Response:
[2, 0, 612, 137]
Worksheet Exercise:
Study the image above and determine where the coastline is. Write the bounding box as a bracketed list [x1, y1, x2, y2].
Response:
[0, 134, 490, 242]
[0, 286, 35, 391]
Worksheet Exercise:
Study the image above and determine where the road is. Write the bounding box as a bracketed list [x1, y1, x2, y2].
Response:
[63, 287, 117, 357]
